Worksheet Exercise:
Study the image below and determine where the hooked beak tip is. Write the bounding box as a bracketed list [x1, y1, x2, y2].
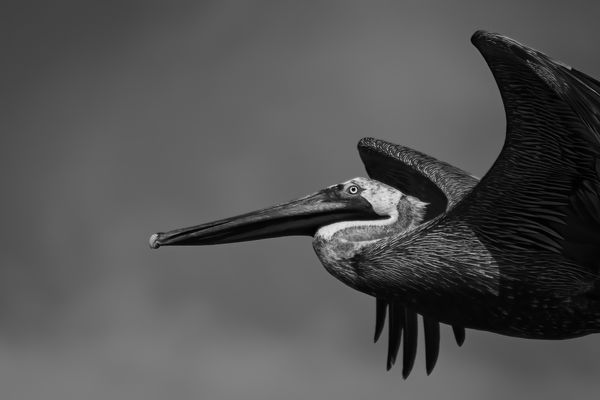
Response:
[149, 233, 161, 249]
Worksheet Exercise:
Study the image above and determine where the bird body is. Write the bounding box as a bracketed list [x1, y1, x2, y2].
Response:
[150, 31, 600, 377]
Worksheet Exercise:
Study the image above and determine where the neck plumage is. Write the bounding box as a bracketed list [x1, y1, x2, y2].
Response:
[316, 195, 426, 244]
[315, 212, 401, 243]
[312, 197, 426, 288]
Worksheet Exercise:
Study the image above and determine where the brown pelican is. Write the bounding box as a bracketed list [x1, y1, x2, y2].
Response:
[150, 31, 600, 377]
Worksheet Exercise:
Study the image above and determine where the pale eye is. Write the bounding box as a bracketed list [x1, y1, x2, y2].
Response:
[347, 185, 359, 195]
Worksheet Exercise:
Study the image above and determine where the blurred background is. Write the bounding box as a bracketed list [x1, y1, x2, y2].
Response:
[3, 1, 600, 399]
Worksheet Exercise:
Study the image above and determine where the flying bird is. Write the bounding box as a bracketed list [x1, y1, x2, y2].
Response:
[150, 31, 600, 377]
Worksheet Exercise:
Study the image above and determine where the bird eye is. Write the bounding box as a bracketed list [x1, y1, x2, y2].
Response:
[347, 185, 359, 195]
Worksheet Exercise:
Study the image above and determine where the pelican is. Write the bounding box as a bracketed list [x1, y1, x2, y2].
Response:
[150, 31, 600, 377]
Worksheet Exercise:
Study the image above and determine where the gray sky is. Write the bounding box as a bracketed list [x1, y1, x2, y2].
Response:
[3, 1, 600, 399]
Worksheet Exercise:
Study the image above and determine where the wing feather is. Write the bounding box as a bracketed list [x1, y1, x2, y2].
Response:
[363, 31, 600, 374]
[463, 31, 600, 272]
[358, 138, 478, 220]
[423, 317, 441, 375]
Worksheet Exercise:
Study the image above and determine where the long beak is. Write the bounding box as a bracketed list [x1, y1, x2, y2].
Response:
[149, 187, 381, 248]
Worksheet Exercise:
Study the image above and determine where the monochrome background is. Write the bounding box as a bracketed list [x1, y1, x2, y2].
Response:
[3, 1, 600, 399]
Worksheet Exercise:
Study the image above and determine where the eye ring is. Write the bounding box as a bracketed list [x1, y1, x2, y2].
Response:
[347, 185, 359, 195]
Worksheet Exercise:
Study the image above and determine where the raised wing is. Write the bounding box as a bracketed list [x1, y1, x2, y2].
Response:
[358, 138, 478, 376]
[460, 31, 600, 272]
[358, 138, 478, 220]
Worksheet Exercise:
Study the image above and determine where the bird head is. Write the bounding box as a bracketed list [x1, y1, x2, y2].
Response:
[149, 177, 425, 249]
[313, 177, 427, 241]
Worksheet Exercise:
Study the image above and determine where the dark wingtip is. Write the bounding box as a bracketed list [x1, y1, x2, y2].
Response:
[423, 318, 440, 376]
[401, 310, 418, 379]
[470, 29, 490, 45]
[470, 30, 509, 47]
[374, 298, 387, 343]
[357, 137, 377, 152]
[386, 301, 403, 371]
[470, 30, 521, 55]
[386, 343, 397, 371]
[470, 30, 540, 65]
[452, 325, 466, 347]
